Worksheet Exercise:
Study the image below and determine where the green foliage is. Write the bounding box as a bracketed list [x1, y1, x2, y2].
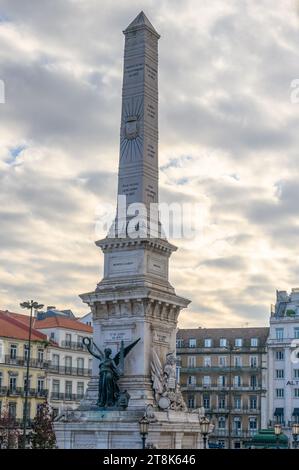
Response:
[30, 401, 56, 449]
[286, 309, 296, 316]
[0, 405, 20, 449]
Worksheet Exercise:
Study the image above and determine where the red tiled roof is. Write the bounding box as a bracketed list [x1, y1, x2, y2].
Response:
[0, 311, 48, 341]
[34, 317, 93, 333]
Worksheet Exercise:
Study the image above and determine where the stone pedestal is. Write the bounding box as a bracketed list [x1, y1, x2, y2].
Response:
[54, 409, 204, 449]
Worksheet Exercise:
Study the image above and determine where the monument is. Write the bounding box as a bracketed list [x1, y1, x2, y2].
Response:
[54, 11, 205, 449]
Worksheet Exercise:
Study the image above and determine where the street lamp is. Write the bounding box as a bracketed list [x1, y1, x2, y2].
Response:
[274, 423, 282, 449]
[20, 300, 44, 448]
[139, 415, 149, 449]
[292, 423, 299, 449]
[199, 416, 210, 449]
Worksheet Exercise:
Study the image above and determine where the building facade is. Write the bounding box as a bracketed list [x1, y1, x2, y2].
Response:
[33, 316, 93, 416]
[266, 289, 299, 443]
[0, 311, 49, 442]
[177, 327, 269, 449]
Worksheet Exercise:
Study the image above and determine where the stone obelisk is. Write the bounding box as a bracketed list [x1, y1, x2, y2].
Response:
[54, 12, 204, 449]
[80, 11, 189, 410]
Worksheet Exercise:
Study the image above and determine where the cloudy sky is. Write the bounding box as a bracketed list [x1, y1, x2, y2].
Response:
[0, 0, 299, 328]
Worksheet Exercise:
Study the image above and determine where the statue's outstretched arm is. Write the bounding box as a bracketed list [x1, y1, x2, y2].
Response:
[83, 337, 104, 360]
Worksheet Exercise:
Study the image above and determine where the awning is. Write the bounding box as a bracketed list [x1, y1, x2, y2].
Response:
[292, 408, 299, 416]
[274, 408, 284, 416]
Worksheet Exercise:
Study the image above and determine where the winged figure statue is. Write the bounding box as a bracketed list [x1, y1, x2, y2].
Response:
[83, 337, 140, 408]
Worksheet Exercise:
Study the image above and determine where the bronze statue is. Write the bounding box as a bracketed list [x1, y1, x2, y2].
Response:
[83, 337, 140, 408]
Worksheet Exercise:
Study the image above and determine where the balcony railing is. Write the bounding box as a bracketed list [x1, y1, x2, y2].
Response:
[60, 341, 87, 351]
[211, 429, 257, 438]
[180, 366, 260, 373]
[4, 355, 47, 368]
[1, 387, 48, 398]
[208, 407, 260, 414]
[181, 384, 263, 391]
[50, 392, 84, 401]
[46, 364, 92, 377]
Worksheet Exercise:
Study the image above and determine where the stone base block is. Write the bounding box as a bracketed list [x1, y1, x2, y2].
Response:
[54, 409, 204, 449]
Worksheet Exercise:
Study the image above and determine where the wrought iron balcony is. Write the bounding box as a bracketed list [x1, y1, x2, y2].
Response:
[60, 341, 87, 351]
[46, 364, 91, 377]
[4, 355, 47, 369]
[50, 392, 84, 401]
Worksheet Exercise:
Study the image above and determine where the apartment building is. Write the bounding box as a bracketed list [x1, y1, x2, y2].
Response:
[0, 311, 48, 440]
[266, 289, 299, 442]
[34, 316, 93, 416]
[176, 327, 269, 449]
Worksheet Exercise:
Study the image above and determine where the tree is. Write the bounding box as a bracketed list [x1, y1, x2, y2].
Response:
[0, 405, 20, 449]
[30, 401, 56, 449]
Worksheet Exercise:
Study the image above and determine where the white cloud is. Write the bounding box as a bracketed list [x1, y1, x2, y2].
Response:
[0, 1, 299, 327]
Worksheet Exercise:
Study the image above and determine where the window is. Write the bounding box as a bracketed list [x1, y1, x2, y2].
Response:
[176, 339, 184, 348]
[65, 381, 72, 399]
[0, 372, 2, 388]
[294, 328, 299, 339]
[276, 369, 284, 379]
[188, 396, 195, 409]
[250, 375, 257, 388]
[204, 339, 212, 348]
[65, 333, 72, 346]
[77, 382, 84, 399]
[204, 356, 211, 367]
[250, 356, 258, 368]
[8, 402, 16, 419]
[276, 388, 284, 398]
[9, 376, 17, 392]
[294, 389, 299, 398]
[276, 351, 284, 361]
[52, 354, 60, 369]
[218, 395, 226, 409]
[235, 338, 243, 347]
[234, 396, 241, 410]
[77, 335, 83, 347]
[38, 349, 44, 363]
[218, 375, 226, 387]
[203, 394, 210, 409]
[234, 356, 242, 367]
[251, 338, 258, 347]
[275, 411, 284, 424]
[276, 328, 284, 340]
[233, 417, 241, 434]
[37, 378, 44, 393]
[50, 332, 55, 340]
[219, 356, 227, 367]
[0, 340, 4, 363]
[219, 338, 227, 348]
[249, 396, 257, 409]
[24, 344, 29, 361]
[77, 357, 84, 373]
[189, 338, 196, 348]
[234, 376, 242, 387]
[203, 376, 211, 387]
[249, 417, 257, 430]
[188, 375, 196, 385]
[187, 356, 196, 367]
[294, 370, 299, 379]
[234, 442, 241, 449]
[218, 416, 226, 429]
[10, 344, 17, 360]
[65, 356, 72, 373]
[52, 380, 60, 398]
